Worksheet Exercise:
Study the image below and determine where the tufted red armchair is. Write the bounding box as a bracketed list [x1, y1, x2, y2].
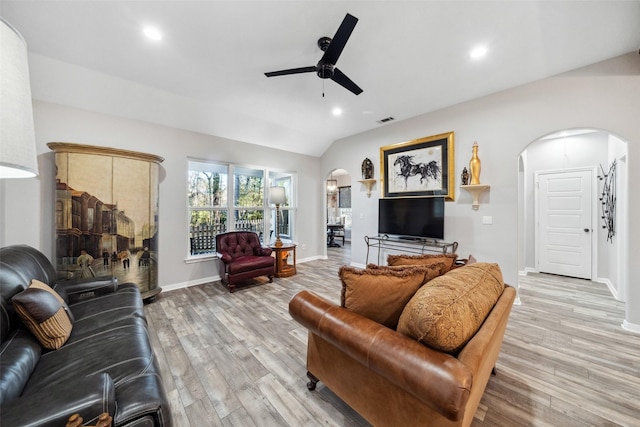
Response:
[215, 231, 275, 292]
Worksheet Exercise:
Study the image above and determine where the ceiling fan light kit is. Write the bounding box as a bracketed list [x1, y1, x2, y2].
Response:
[265, 13, 363, 96]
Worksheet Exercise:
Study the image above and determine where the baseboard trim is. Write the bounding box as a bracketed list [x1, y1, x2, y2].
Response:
[519, 267, 538, 276]
[594, 277, 622, 301]
[162, 254, 325, 293]
[298, 255, 324, 264]
[622, 320, 640, 335]
[162, 275, 220, 293]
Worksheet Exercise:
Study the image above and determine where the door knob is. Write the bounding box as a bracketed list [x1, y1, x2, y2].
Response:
[584, 228, 590, 232]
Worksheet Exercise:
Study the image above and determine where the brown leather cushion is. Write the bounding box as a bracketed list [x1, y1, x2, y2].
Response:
[397, 263, 504, 353]
[339, 264, 445, 329]
[12, 280, 74, 350]
[387, 253, 458, 273]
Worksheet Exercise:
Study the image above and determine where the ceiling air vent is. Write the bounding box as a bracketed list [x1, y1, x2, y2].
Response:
[377, 116, 395, 124]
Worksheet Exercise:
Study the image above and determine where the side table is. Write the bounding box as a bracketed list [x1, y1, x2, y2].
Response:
[271, 244, 297, 278]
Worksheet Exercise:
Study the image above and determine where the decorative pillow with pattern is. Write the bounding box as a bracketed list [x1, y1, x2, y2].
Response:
[12, 279, 74, 350]
[339, 263, 444, 329]
[387, 253, 458, 274]
[397, 262, 504, 354]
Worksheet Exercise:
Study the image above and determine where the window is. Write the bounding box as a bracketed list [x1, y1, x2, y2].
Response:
[270, 171, 294, 240]
[188, 160, 295, 257]
[338, 186, 352, 231]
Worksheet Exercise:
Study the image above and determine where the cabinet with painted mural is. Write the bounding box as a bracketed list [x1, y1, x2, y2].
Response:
[48, 142, 164, 300]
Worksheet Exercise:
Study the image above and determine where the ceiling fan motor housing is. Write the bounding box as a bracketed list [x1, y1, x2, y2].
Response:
[317, 36, 332, 51]
[317, 62, 334, 79]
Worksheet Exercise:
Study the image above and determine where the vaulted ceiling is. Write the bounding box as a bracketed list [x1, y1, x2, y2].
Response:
[2, 1, 639, 157]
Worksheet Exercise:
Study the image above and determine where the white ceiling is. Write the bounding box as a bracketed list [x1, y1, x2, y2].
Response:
[2, 1, 639, 157]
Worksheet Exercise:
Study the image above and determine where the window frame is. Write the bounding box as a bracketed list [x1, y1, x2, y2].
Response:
[186, 159, 296, 261]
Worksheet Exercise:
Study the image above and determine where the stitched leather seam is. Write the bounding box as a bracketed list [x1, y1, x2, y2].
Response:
[73, 308, 139, 322]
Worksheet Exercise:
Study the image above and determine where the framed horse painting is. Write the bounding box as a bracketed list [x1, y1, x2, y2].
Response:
[380, 132, 455, 200]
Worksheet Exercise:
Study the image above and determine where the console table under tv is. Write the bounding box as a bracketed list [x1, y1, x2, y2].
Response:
[365, 235, 458, 265]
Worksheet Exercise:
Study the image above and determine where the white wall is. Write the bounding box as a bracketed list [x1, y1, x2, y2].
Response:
[321, 52, 640, 329]
[609, 134, 628, 301]
[1, 101, 323, 289]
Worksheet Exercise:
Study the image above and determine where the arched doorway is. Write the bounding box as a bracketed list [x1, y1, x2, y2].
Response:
[518, 128, 628, 301]
[326, 168, 352, 260]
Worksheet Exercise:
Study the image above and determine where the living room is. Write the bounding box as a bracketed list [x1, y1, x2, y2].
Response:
[1, 2, 639, 426]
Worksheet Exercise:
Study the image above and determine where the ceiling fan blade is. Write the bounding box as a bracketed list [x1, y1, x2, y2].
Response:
[265, 66, 316, 77]
[331, 68, 363, 95]
[321, 13, 358, 65]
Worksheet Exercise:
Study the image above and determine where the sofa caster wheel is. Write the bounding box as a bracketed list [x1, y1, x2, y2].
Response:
[306, 372, 319, 391]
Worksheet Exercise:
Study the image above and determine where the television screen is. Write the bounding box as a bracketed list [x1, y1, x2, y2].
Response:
[378, 197, 445, 240]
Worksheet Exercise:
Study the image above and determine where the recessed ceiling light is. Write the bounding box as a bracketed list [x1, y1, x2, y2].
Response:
[143, 26, 163, 41]
[332, 107, 343, 116]
[470, 45, 487, 59]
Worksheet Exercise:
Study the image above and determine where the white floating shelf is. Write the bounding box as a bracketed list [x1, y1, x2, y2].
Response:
[358, 179, 376, 198]
[460, 184, 490, 210]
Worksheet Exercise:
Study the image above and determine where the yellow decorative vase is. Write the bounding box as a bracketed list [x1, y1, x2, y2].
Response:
[469, 142, 481, 185]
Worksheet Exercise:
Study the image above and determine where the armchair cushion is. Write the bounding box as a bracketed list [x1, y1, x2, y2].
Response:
[227, 255, 275, 274]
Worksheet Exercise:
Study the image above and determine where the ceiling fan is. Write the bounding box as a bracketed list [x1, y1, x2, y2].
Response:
[264, 13, 363, 96]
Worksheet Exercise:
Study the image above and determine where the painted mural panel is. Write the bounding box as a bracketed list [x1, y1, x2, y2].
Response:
[49, 143, 163, 300]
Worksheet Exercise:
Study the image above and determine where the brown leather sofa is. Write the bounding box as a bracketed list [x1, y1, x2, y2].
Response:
[215, 231, 275, 292]
[289, 281, 516, 427]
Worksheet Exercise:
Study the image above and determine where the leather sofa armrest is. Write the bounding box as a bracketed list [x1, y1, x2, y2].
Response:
[257, 247, 272, 256]
[54, 276, 118, 303]
[289, 290, 473, 422]
[0, 373, 115, 427]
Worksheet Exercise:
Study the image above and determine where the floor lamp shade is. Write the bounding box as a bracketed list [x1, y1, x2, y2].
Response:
[268, 186, 286, 205]
[269, 186, 286, 247]
[0, 18, 38, 178]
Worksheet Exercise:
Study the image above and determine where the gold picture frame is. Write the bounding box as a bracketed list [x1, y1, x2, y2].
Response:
[380, 131, 455, 200]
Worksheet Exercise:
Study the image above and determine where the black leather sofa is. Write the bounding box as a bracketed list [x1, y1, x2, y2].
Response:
[0, 245, 172, 427]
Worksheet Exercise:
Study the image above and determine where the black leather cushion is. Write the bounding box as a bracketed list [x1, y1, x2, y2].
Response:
[22, 316, 165, 426]
[12, 280, 74, 350]
[1, 372, 115, 427]
[0, 328, 41, 404]
[69, 284, 145, 341]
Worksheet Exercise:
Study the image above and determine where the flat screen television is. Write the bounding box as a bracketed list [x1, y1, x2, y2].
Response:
[378, 197, 445, 240]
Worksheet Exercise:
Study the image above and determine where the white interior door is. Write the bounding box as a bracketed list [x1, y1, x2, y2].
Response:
[536, 169, 593, 279]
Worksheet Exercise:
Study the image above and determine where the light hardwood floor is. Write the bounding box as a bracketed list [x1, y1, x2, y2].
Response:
[144, 247, 640, 427]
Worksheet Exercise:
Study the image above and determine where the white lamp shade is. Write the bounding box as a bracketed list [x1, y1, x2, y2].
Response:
[0, 18, 38, 178]
[268, 186, 286, 205]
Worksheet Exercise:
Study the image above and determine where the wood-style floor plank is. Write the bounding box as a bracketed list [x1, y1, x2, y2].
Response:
[145, 246, 640, 426]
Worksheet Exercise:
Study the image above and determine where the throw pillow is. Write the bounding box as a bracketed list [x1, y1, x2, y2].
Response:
[339, 263, 444, 329]
[397, 262, 505, 354]
[387, 253, 458, 274]
[365, 263, 445, 283]
[12, 279, 74, 350]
